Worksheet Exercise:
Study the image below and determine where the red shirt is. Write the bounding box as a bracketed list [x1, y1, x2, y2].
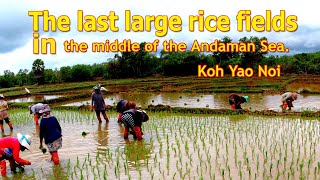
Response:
[0, 137, 27, 164]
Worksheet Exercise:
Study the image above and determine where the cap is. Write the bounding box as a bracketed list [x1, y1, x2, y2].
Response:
[0, 94, 4, 98]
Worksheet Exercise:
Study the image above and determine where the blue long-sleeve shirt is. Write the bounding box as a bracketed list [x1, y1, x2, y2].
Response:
[40, 116, 62, 144]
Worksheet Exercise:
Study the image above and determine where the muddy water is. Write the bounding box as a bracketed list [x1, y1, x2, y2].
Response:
[3, 111, 320, 179]
[286, 82, 320, 92]
[62, 92, 320, 112]
[8, 95, 62, 103]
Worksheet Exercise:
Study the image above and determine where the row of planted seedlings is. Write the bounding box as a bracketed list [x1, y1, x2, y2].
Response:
[135, 113, 320, 179]
[6, 109, 320, 179]
[60, 112, 320, 180]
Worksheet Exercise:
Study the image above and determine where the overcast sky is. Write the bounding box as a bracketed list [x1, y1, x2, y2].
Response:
[0, 0, 319, 74]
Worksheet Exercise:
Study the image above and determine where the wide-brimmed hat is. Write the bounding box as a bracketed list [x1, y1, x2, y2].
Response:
[137, 110, 149, 122]
[0, 94, 4, 98]
[17, 133, 31, 149]
[39, 104, 51, 113]
[93, 84, 101, 90]
[242, 96, 249, 103]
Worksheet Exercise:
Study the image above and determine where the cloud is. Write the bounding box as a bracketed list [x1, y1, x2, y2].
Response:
[0, 2, 32, 53]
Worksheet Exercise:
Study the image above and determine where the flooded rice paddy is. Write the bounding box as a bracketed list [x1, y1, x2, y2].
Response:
[3, 110, 320, 179]
[61, 92, 320, 112]
[8, 95, 62, 103]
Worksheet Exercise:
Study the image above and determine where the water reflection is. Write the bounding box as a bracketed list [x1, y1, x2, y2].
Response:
[9, 95, 62, 103]
[286, 82, 320, 92]
[62, 92, 320, 112]
[96, 124, 109, 151]
[123, 141, 151, 167]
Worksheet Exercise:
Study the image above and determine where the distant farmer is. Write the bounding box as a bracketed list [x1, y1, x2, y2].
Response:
[120, 109, 149, 140]
[281, 92, 298, 110]
[28, 103, 44, 125]
[0, 94, 13, 133]
[91, 84, 109, 123]
[116, 100, 137, 123]
[0, 133, 32, 177]
[39, 104, 62, 165]
[228, 93, 248, 109]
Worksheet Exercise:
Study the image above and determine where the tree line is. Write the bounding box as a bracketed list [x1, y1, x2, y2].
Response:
[0, 36, 319, 88]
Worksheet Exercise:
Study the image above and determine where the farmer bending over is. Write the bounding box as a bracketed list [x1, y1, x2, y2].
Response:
[0, 94, 13, 133]
[91, 85, 109, 123]
[229, 93, 248, 109]
[116, 100, 137, 123]
[28, 103, 44, 125]
[0, 148, 25, 176]
[0, 133, 32, 177]
[120, 109, 149, 140]
[281, 92, 298, 110]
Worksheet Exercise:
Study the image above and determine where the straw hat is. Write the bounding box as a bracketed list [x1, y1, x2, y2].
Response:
[17, 133, 31, 149]
[93, 84, 101, 90]
[137, 110, 149, 122]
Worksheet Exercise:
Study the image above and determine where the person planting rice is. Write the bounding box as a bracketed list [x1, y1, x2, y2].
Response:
[0, 148, 25, 176]
[120, 108, 149, 140]
[39, 104, 62, 165]
[91, 84, 109, 123]
[116, 99, 128, 122]
[281, 92, 298, 110]
[116, 100, 137, 123]
[0, 133, 32, 177]
[0, 94, 13, 133]
[28, 103, 44, 125]
[228, 93, 248, 109]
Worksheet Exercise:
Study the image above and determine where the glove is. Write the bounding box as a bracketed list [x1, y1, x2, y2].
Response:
[21, 160, 31, 165]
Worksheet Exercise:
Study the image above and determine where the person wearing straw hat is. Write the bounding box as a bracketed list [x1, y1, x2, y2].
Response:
[281, 92, 298, 110]
[91, 84, 109, 123]
[39, 104, 62, 165]
[0, 133, 31, 176]
[228, 93, 249, 109]
[120, 109, 149, 140]
[0, 94, 13, 133]
[28, 103, 44, 125]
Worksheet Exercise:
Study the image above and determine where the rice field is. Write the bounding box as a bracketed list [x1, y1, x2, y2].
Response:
[3, 109, 320, 179]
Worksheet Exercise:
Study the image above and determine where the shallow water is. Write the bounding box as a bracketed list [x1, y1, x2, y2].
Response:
[62, 92, 320, 112]
[286, 82, 320, 92]
[8, 95, 62, 103]
[2, 110, 320, 179]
